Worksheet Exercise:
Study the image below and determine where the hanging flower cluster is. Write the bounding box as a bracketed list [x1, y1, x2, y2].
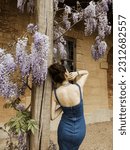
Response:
[17, 0, 112, 62]
[0, 48, 18, 99]
[96, 0, 112, 39]
[17, 0, 112, 60]
[27, 23, 39, 33]
[53, 0, 112, 60]
[54, 24, 67, 62]
[90, 0, 111, 60]
[17, 0, 34, 13]
[0, 24, 49, 99]
[73, 12, 80, 24]
[17, 132, 28, 150]
[91, 36, 107, 60]
[15, 1, 112, 73]
[84, 1, 97, 36]
[54, 0, 59, 14]
[0, 23, 49, 148]
[16, 37, 31, 78]
[62, 5, 72, 29]
[53, 1, 84, 62]
[16, 23, 49, 85]
[31, 31, 49, 84]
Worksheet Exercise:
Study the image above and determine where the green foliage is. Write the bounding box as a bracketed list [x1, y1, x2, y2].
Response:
[5, 110, 38, 135]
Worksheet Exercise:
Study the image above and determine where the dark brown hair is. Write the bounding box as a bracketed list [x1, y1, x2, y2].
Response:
[48, 63, 66, 83]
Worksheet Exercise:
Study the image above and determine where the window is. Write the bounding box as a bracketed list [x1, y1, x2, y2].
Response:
[61, 37, 76, 72]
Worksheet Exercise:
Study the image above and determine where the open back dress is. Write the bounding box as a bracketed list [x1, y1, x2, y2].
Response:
[54, 83, 86, 150]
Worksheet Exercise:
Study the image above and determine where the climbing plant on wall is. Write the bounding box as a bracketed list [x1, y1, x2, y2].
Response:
[0, 24, 49, 149]
[16, 0, 112, 60]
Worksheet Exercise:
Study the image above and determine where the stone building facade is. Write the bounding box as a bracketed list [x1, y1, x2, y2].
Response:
[0, 0, 113, 131]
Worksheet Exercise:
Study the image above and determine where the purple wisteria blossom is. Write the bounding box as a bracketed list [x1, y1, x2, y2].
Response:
[31, 31, 49, 84]
[15, 103, 25, 111]
[96, 0, 112, 39]
[91, 36, 107, 60]
[0, 48, 4, 57]
[54, 25, 67, 61]
[98, 41, 107, 55]
[73, 13, 80, 24]
[16, 37, 31, 78]
[17, 0, 27, 13]
[0, 48, 18, 99]
[64, 5, 71, 14]
[17, 0, 34, 13]
[27, 0, 34, 13]
[18, 132, 27, 150]
[84, 1, 97, 36]
[27, 23, 38, 33]
[54, 0, 59, 12]
[57, 42, 67, 59]
[3, 54, 16, 72]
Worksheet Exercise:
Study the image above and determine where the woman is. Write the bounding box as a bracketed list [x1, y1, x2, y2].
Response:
[48, 63, 89, 150]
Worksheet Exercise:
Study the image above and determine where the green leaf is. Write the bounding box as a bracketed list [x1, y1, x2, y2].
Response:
[31, 127, 35, 134]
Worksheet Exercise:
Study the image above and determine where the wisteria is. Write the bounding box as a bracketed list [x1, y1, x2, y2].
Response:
[64, 5, 72, 14]
[54, 24, 67, 62]
[91, 36, 107, 60]
[90, 0, 111, 59]
[62, 5, 72, 30]
[0, 0, 112, 104]
[0, 23, 50, 99]
[15, 103, 25, 111]
[27, 23, 38, 33]
[17, 0, 34, 13]
[96, 0, 112, 38]
[53, 0, 112, 60]
[84, 1, 97, 36]
[73, 13, 80, 24]
[16, 23, 50, 85]
[0, 24, 47, 149]
[17, 0, 27, 13]
[18, 132, 27, 150]
[57, 42, 67, 59]
[54, 0, 59, 13]
[31, 31, 49, 84]
[27, 0, 34, 13]
[17, 0, 112, 60]
[16, 37, 31, 78]
[0, 48, 18, 99]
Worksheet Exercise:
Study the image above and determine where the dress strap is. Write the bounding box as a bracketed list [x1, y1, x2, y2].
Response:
[54, 89, 62, 106]
[75, 83, 83, 100]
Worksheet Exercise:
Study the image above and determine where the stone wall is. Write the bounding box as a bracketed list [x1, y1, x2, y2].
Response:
[75, 31, 113, 124]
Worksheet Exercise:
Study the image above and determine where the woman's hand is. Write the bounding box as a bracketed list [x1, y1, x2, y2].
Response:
[68, 72, 78, 81]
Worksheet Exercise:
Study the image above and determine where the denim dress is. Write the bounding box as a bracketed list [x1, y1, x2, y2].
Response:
[54, 83, 86, 150]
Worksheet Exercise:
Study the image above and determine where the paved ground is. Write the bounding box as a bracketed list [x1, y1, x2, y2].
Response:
[50, 121, 113, 150]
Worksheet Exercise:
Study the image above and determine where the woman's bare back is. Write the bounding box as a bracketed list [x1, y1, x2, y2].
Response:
[55, 84, 82, 107]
